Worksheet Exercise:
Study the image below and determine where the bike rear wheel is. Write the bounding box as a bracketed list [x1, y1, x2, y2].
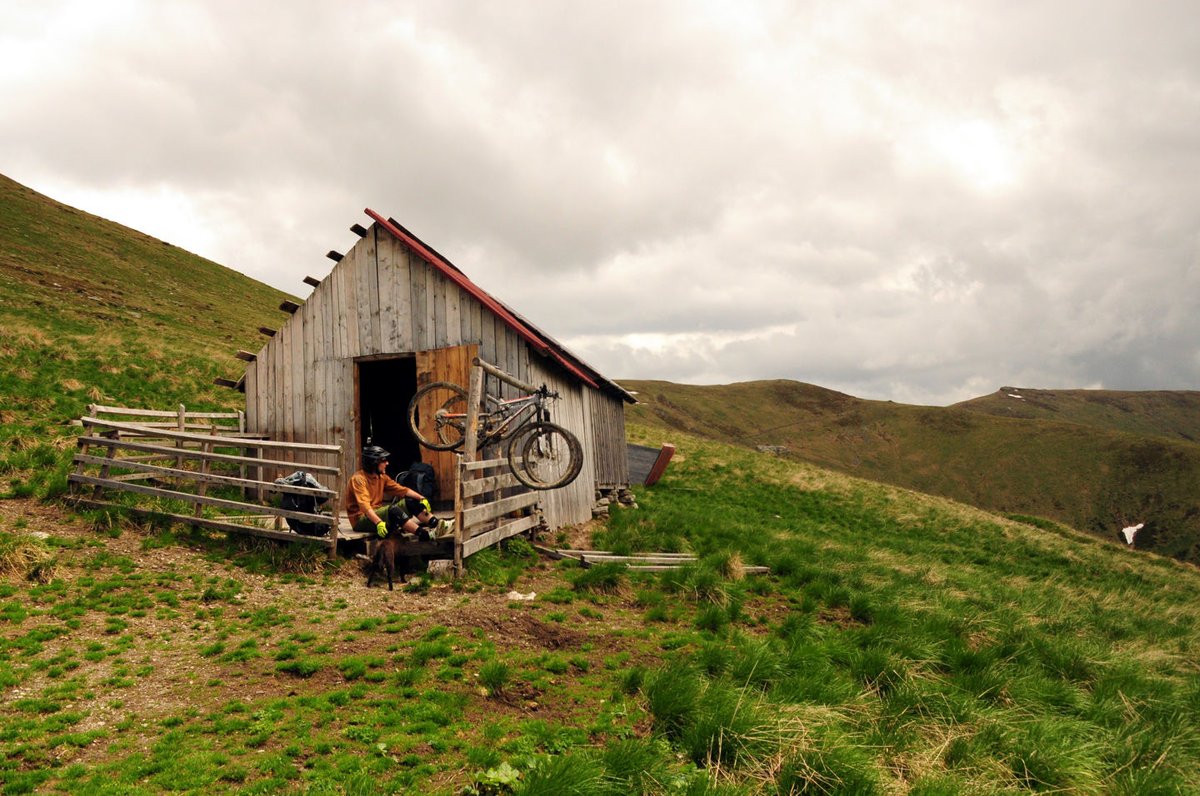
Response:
[408, 382, 469, 451]
[507, 421, 584, 490]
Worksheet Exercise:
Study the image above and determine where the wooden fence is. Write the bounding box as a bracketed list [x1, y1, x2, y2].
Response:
[451, 358, 545, 573]
[68, 405, 347, 557]
[68, 388, 551, 571]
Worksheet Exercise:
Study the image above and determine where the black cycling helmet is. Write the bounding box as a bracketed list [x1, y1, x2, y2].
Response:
[362, 444, 391, 470]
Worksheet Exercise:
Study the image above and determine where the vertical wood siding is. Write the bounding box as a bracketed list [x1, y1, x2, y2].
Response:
[244, 221, 628, 527]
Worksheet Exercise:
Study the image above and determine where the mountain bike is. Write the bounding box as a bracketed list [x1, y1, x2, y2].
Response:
[407, 382, 584, 490]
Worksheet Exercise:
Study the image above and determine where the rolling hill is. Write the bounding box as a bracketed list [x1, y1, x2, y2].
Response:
[622, 379, 1200, 564]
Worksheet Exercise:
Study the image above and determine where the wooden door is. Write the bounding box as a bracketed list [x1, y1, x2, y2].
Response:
[414, 344, 477, 502]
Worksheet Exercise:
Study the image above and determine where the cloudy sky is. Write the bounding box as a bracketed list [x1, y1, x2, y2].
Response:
[3, 1, 1199, 405]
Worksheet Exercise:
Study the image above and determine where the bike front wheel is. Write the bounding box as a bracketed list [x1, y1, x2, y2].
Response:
[408, 381, 469, 451]
[507, 421, 584, 490]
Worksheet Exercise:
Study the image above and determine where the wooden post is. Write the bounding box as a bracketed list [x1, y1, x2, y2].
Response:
[175, 404, 186, 470]
[327, 440, 343, 560]
[194, 429, 214, 521]
[72, 405, 100, 497]
[454, 364, 485, 576]
[92, 431, 118, 501]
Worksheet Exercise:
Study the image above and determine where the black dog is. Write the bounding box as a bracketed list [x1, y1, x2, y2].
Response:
[365, 500, 428, 590]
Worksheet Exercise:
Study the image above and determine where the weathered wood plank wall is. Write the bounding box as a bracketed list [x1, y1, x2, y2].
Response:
[246, 220, 629, 528]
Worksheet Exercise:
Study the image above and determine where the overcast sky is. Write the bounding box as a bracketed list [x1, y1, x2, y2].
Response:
[3, 1, 1198, 405]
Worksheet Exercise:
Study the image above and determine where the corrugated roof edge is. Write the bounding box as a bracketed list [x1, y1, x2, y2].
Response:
[365, 209, 636, 403]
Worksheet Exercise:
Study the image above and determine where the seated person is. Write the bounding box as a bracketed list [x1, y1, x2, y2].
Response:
[345, 445, 447, 538]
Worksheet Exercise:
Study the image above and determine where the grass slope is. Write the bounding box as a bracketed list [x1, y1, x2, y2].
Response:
[2, 426, 1198, 793]
[0, 173, 293, 498]
[622, 379, 1200, 564]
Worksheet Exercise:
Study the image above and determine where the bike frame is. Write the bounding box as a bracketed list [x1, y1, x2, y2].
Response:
[477, 392, 545, 445]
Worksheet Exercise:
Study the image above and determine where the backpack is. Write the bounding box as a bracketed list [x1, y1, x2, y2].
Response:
[398, 462, 438, 502]
[275, 471, 330, 536]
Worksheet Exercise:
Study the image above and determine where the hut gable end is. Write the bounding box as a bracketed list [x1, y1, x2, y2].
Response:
[244, 211, 632, 530]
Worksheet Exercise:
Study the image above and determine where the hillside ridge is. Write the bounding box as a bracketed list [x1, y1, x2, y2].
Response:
[621, 378, 1200, 563]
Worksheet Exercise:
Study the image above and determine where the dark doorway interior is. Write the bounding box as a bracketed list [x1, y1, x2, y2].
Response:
[357, 357, 421, 480]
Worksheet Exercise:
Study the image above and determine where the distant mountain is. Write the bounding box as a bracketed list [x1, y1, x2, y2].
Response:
[621, 379, 1200, 564]
[956, 387, 1200, 442]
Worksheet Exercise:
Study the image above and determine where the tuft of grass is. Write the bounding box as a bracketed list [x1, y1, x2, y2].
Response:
[570, 561, 626, 594]
[478, 661, 511, 698]
[0, 532, 57, 583]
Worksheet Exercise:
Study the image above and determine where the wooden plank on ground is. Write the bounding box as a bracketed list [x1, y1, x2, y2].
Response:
[624, 565, 772, 574]
[580, 554, 700, 565]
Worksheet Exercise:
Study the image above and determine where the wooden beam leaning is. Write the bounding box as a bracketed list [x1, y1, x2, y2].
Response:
[303, 276, 321, 288]
[350, 224, 368, 238]
[235, 350, 257, 362]
[214, 378, 240, 389]
[473, 357, 538, 394]
[280, 300, 301, 314]
[259, 327, 277, 337]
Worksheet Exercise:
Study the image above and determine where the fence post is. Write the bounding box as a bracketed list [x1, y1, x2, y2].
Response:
[454, 364, 485, 577]
[194, 427, 215, 521]
[327, 440, 344, 559]
[175, 404, 186, 470]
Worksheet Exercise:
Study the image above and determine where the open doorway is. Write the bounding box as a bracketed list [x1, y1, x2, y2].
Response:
[357, 356, 421, 481]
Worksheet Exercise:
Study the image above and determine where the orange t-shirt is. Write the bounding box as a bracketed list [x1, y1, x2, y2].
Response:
[344, 470, 410, 526]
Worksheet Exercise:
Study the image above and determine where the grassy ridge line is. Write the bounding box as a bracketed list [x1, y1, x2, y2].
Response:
[0, 173, 293, 498]
[622, 379, 1200, 563]
[955, 387, 1200, 443]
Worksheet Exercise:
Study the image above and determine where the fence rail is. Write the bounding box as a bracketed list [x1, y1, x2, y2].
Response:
[68, 405, 344, 557]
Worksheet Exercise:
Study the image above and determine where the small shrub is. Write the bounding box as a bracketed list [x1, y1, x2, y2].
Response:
[695, 605, 729, 634]
[478, 661, 510, 698]
[276, 658, 322, 678]
[776, 737, 881, 795]
[514, 751, 603, 796]
[643, 660, 701, 735]
[571, 562, 625, 594]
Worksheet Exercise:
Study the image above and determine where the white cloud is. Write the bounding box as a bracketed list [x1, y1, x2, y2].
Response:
[2, 0, 1198, 404]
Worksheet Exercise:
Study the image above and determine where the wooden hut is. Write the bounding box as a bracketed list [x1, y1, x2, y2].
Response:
[241, 210, 635, 531]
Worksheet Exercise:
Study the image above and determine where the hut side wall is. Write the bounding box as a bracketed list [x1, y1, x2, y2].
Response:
[246, 222, 627, 529]
[587, 389, 629, 489]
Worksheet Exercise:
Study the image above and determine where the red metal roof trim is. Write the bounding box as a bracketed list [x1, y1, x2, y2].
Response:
[365, 209, 601, 390]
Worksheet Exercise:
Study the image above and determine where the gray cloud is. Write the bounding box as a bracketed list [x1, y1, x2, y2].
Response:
[2, 0, 1198, 403]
